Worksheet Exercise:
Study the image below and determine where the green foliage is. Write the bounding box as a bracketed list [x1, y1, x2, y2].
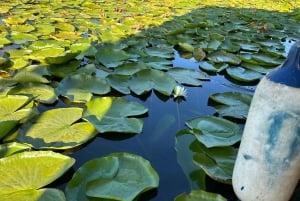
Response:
[66, 152, 159, 201]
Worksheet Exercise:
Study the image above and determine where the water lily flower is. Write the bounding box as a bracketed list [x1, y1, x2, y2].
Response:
[173, 85, 187, 99]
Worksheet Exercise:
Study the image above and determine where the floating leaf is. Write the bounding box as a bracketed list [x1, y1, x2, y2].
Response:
[207, 51, 241, 65]
[145, 46, 174, 58]
[0, 142, 31, 158]
[66, 152, 159, 201]
[56, 73, 111, 103]
[178, 42, 194, 52]
[167, 67, 209, 86]
[209, 92, 252, 119]
[8, 83, 57, 104]
[199, 61, 228, 73]
[96, 48, 130, 68]
[0, 151, 74, 195]
[129, 68, 176, 96]
[0, 95, 37, 139]
[106, 74, 131, 94]
[191, 140, 237, 184]
[17, 108, 97, 149]
[226, 66, 262, 82]
[45, 50, 80, 65]
[186, 116, 242, 148]
[83, 97, 148, 133]
[10, 32, 38, 44]
[0, 188, 66, 201]
[175, 190, 226, 201]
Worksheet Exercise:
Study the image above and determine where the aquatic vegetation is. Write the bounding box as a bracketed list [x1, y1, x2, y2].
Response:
[0, 0, 299, 200]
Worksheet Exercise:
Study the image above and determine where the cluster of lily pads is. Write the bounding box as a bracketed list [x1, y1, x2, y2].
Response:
[0, 0, 300, 200]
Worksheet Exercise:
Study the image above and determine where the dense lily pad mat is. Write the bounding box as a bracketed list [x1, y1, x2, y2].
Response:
[0, 0, 299, 200]
[65, 152, 159, 201]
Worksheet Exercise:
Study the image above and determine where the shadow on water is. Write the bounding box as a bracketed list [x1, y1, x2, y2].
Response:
[2, 2, 300, 201]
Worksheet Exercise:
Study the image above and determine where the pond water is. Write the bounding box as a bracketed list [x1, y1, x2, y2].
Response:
[45, 42, 300, 201]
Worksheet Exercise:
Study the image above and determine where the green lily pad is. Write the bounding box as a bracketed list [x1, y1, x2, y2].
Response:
[56, 73, 111, 103]
[186, 116, 242, 148]
[0, 150, 75, 194]
[0, 142, 31, 158]
[13, 70, 49, 84]
[17, 108, 97, 150]
[145, 46, 174, 58]
[106, 74, 131, 94]
[207, 51, 241, 65]
[45, 50, 80, 65]
[10, 32, 38, 44]
[199, 61, 228, 73]
[0, 188, 66, 201]
[226, 66, 262, 82]
[0, 95, 38, 139]
[83, 97, 148, 133]
[29, 47, 65, 63]
[141, 56, 173, 70]
[209, 92, 252, 119]
[167, 68, 210, 86]
[8, 83, 57, 104]
[66, 152, 159, 201]
[129, 68, 176, 96]
[96, 48, 131, 68]
[191, 140, 237, 184]
[175, 190, 226, 201]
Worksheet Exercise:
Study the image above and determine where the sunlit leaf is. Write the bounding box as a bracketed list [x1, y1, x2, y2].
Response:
[0, 142, 31, 158]
[17, 108, 97, 149]
[0, 151, 75, 193]
[45, 50, 80, 65]
[66, 152, 159, 201]
[0, 188, 66, 201]
[0, 95, 37, 139]
[8, 83, 57, 104]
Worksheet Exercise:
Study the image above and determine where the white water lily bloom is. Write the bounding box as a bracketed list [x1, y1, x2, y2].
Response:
[173, 85, 187, 98]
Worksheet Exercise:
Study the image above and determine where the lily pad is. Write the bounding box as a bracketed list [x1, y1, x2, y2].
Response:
[199, 61, 228, 73]
[0, 95, 37, 139]
[0, 150, 74, 195]
[45, 50, 80, 65]
[17, 108, 97, 150]
[56, 73, 111, 103]
[96, 48, 131, 68]
[66, 152, 159, 201]
[0, 142, 31, 158]
[191, 140, 237, 184]
[226, 66, 262, 82]
[209, 92, 252, 119]
[0, 188, 66, 201]
[175, 190, 226, 201]
[167, 67, 210, 86]
[8, 83, 57, 104]
[129, 68, 176, 96]
[83, 97, 148, 133]
[207, 51, 241, 65]
[186, 116, 242, 148]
